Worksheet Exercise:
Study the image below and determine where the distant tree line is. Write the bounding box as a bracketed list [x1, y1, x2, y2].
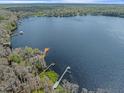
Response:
[6, 4, 124, 18]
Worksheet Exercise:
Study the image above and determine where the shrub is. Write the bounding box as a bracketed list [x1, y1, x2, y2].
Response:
[25, 47, 34, 56]
[8, 53, 22, 64]
[4, 22, 16, 31]
[0, 15, 5, 20]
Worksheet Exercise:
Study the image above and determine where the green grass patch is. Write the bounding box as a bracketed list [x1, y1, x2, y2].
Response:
[32, 12, 46, 17]
[32, 89, 44, 93]
[40, 71, 58, 83]
[0, 15, 5, 20]
[4, 22, 17, 31]
[45, 71, 58, 82]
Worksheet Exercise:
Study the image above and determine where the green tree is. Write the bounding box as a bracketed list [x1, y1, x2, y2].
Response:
[8, 53, 22, 64]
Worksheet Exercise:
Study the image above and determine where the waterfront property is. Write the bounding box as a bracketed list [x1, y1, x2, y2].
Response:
[12, 16, 124, 90]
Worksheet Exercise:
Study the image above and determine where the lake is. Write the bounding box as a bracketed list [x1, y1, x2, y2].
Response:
[12, 16, 124, 90]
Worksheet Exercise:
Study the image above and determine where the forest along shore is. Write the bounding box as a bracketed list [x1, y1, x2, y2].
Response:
[0, 5, 123, 93]
[6, 4, 124, 18]
[0, 8, 80, 93]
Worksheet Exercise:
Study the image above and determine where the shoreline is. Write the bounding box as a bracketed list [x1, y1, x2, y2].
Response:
[0, 8, 80, 93]
[0, 7, 124, 93]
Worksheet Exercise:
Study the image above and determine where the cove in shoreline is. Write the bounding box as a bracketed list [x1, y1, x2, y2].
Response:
[12, 15, 124, 91]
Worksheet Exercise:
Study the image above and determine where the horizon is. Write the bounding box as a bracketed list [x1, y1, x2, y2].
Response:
[0, 0, 124, 4]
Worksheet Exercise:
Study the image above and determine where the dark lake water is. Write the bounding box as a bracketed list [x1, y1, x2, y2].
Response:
[12, 16, 124, 90]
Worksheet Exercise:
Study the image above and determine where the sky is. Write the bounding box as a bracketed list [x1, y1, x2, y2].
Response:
[0, 0, 124, 4]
